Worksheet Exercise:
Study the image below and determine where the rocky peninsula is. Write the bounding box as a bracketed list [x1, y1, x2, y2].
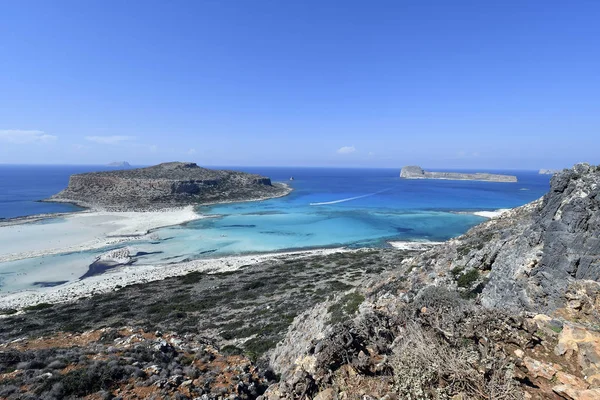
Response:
[400, 165, 518, 182]
[47, 162, 291, 211]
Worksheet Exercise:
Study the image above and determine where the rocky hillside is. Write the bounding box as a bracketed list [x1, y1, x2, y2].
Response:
[265, 164, 600, 400]
[0, 327, 273, 399]
[47, 162, 290, 211]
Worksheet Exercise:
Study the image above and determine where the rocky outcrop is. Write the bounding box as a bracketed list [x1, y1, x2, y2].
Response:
[47, 162, 290, 211]
[403, 163, 600, 312]
[400, 165, 518, 182]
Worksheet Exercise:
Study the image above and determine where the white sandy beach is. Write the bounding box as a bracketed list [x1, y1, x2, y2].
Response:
[0, 247, 350, 311]
[0, 206, 203, 264]
[452, 208, 512, 219]
[472, 209, 511, 218]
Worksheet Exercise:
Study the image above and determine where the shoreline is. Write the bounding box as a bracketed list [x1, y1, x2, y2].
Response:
[472, 208, 511, 218]
[0, 182, 294, 264]
[0, 206, 206, 264]
[41, 182, 293, 212]
[451, 208, 512, 219]
[0, 247, 351, 311]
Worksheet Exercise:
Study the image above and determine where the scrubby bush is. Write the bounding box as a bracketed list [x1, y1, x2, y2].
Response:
[457, 268, 479, 288]
[23, 303, 53, 312]
[391, 321, 521, 399]
[327, 292, 365, 325]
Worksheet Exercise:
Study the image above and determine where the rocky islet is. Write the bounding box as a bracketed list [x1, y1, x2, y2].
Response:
[400, 165, 518, 182]
[47, 162, 291, 211]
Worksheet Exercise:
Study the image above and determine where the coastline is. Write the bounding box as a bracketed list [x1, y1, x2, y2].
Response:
[0, 181, 294, 264]
[451, 208, 512, 219]
[0, 206, 205, 264]
[472, 209, 511, 218]
[0, 183, 518, 310]
[0, 247, 350, 311]
[41, 182, 293, 211]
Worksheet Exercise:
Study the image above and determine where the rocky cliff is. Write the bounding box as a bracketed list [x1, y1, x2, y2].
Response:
[400, 165, 518, 182]
[48, 162, 290, 211]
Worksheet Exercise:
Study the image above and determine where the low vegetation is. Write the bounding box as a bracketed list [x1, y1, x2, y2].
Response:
[0, 249, 413, 363]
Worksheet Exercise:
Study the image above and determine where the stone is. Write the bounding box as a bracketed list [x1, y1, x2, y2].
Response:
[313, 388, 335, 400]
[523, 356, 557, 380]
[555, 323, 600, 384]
[514, 349, 525, 358]
[556, 372, 589, 389]
[553, 385, 600, 400]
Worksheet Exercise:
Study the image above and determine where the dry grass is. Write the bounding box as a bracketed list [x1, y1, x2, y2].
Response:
[391, 321, 521, 400]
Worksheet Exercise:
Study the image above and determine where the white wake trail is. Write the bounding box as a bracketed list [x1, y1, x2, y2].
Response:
[310, 188, 391, 206]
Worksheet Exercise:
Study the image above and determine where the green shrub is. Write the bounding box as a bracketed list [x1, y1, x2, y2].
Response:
[178, 271, 204, 284]
[244, 337, 277, 361]
[328, 292, 365, 325]
[220, 345, 244, 356]
[450, 266, 465, 278]
[456, 269, 479, 288]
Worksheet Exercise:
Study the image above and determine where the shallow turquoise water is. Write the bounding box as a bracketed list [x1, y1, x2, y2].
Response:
[0, 167, 551, 292]
[136, 167, 549, 261]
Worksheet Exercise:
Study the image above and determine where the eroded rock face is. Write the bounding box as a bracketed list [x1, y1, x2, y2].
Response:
[47, 162, 290, 210]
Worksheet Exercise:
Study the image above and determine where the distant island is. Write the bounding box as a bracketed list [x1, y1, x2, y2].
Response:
[47, 162, 291, 211]
[400, 165, 518, 182]
[107, 161, 131, 167]
[539, 169, 560, 175]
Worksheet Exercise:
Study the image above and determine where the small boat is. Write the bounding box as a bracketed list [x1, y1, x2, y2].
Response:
[290, 176, 294, 181]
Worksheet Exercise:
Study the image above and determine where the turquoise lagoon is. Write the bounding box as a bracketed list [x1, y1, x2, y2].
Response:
[0, 166, 551, 292]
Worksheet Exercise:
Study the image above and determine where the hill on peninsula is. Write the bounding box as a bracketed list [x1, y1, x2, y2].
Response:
[47, 162, 290, 211]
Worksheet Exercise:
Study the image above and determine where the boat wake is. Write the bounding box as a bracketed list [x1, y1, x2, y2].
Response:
[310, 188, 391, 206]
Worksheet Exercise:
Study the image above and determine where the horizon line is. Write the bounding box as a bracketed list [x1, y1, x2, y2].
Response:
[0, 162, 572, 171]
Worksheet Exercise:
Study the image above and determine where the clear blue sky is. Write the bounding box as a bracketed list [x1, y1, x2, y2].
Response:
[1, 1, 599, 169]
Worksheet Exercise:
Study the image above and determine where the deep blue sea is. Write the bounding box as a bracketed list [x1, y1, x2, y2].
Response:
[0, 165, 124, 219]
[0, 165, 550, 224]
[0, 165, 551, 292]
